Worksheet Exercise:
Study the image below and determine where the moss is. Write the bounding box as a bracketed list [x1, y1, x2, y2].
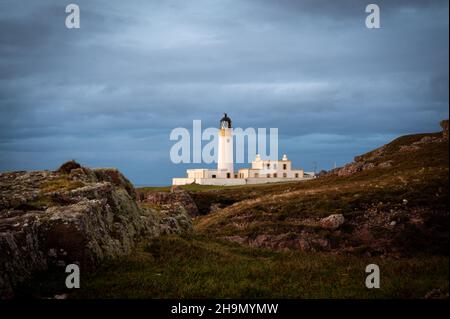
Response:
[13, 176, 86, 211]
[15, 196, 56, 210]
[40, 177, 85, 193]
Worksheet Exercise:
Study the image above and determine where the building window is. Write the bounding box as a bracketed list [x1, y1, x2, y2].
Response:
[267, 174, 271, 178]
[227, 173, 231, 178]
[234, 174, 238, 178]
[273, 164, 277, 169]
[266, 163, 270, 169]
[212, 175, 216, 178]
[283, 173, 287, 178]
[254, 173, 259, 178]
[273, 173, 277, 178]
[283, 164, 287, 170]
[295, 173, 299, 178]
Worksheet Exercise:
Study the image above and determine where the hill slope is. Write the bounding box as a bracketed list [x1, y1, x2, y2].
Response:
[195, 121, 449, 257]
[9, 121, 449, 299]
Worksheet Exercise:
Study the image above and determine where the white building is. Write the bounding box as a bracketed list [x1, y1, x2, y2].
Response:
[172, 114, 314, 186]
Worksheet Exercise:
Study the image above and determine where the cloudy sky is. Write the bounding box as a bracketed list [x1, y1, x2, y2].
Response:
[0, 0, 448, 185]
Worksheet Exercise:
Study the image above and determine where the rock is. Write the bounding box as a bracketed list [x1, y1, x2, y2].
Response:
[320, 214, 345, 230]
[298, 239, 310, 251]
[139, 189, 199, 217]
[399, 145, 420, 152]
[0, 162, 192, 298]
[337, 163, 363, 177]
[378, 161, 393, 169]
[222, 235, 246, 245]
[224, 230, 334, 253]
[158, 206, 193, 235]
[93, 168, 137, 200]
[333, 161, 379, 177]
[56, 160, 82, 174]
[354, 147, 385, 163]
[209, 203, 221, 213]
[364, 163, 376, 170]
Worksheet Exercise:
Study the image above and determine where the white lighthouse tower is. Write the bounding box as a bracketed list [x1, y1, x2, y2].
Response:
[217, 113, 234, 178]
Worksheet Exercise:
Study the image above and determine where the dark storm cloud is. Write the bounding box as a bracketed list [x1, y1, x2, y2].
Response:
[0, 0, 448, 184]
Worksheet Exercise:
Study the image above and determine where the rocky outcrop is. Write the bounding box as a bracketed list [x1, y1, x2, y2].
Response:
[138, 188, 199, 217]
[0, 162, 192, 298]
[57, 160, 81, 174]
[329, 120, 449, 177]
[224, 232, 331, 252]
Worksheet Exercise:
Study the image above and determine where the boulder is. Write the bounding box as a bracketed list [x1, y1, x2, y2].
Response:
[56, 160, 82, 174]
[337, 163, 363, 177]
[139, 189, 199, 217]
[320, 214, 345, 230]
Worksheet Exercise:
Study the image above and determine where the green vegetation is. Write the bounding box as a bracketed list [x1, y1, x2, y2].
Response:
[19, 234, 448, 298]
[17, 127, 449, 298]
[193, 131, 448, 257]
[40, 176, 85, 193]
[136, 183, 265, 193]
[195, 172, 448, 238]
[14, 176, 85, 210]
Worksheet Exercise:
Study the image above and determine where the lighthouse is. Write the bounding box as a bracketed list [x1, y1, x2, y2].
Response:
[172, 113, 312, 185]
[217, 113, 234, 178]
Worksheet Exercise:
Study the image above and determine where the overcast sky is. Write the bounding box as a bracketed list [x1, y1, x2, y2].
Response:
[0, 0, 448, 185]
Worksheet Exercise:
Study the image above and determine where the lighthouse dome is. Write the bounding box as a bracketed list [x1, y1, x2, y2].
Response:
[220, 113, 232, 128]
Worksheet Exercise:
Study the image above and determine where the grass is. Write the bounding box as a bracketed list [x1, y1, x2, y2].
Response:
[137, 184, 230, 193]
[40, 176, 85, 193]
[19, 234, 449, 299]
[136, 183, 270, 193]
[195, 171, 448, 230]
[187, 131, 448, 258]
[13, 176, 86, 210]
[15, 129, 449, 299]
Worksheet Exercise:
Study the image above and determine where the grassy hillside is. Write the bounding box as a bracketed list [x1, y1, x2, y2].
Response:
[18, 123, 449, 299]
[194, 129, 449, 257]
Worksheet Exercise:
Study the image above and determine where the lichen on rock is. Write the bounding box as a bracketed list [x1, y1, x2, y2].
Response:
[0, 162, 192, 298]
